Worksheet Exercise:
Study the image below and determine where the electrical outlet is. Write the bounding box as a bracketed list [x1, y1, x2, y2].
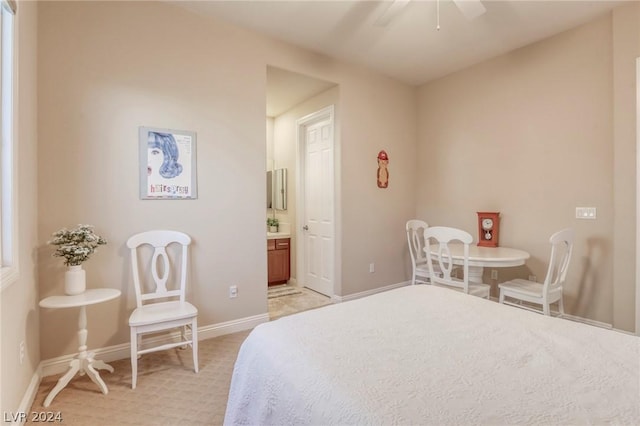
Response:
[229, 285, 238, 298]
[369, 263, 375, 273]
[529, 275, 537, 282]
[491, 269, 498, 280]
[19, 341, 25, 364]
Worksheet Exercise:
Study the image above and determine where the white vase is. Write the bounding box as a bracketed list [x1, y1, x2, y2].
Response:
[269, 226, 279, 233]
[64, 265, 86, 295]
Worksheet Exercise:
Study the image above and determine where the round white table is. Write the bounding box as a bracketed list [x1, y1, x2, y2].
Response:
[427, 244, 530, 283]
[39, 288, 121, 407]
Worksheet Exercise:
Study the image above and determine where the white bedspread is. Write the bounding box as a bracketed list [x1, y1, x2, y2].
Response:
[224, 285, 640, 425]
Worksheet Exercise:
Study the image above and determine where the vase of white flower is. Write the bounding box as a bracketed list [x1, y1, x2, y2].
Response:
[48, 224, 107, 295]
[65, 265, 86, 295]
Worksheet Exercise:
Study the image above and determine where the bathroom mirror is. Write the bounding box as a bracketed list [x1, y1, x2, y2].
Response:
[267, 168, 287, 210]
[266, 170, 273, 209]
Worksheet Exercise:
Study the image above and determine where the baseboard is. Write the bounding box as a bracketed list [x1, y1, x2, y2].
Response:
[40, 313, 269, 378]
[11, 368, 43, 425]
[496, 298, 614, 330]
[561, 313, 612, 329]
[198, 313, 269, 340]
[611, 327, 637, 336]
[332, 281, 410, 303]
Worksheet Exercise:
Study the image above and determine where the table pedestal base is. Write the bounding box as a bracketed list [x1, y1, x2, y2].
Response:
[43, 305, 114, 407]
[467, 266, 484, 284]
[43, 353, 114, 407]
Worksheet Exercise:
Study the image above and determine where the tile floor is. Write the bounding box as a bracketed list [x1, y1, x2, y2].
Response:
[268, 285, 332, 320]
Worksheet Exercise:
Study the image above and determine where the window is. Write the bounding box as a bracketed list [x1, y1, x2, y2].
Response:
[0, 0, 16, 290]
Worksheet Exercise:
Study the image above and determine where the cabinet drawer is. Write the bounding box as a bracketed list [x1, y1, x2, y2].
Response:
[267, 238, 289, 250]
[275, 239, 289, 249]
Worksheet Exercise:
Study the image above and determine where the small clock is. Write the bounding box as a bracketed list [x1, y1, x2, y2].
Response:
[477, 212, 500, 247]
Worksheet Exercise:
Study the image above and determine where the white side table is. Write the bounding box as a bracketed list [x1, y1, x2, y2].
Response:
[39, 288, 121, 407]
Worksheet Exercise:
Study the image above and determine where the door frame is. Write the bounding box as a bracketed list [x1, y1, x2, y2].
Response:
[635, 57, 640, 336]
[295, 105, 338, 298]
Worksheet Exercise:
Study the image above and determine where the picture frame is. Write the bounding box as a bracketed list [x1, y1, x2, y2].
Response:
[139, 126, 198, 200]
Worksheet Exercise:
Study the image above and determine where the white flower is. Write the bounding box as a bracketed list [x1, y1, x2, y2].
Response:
[48, 224, 107, 266]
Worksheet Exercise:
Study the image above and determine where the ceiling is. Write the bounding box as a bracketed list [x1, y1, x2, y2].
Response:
[175, 0, 625, 87]
[266, 67, 337, 117]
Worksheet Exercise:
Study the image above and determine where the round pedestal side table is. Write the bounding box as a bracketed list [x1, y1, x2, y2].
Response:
[39, 288, 121, 407]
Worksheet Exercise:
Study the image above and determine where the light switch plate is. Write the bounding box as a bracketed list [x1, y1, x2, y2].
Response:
[576, 207, 596, 219]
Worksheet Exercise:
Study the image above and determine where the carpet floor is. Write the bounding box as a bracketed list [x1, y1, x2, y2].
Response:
[28, 287, 331, 425]
[29, 331, 250, 425]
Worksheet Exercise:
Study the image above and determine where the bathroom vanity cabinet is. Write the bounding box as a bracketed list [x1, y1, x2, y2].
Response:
[268, 238, 290, 285]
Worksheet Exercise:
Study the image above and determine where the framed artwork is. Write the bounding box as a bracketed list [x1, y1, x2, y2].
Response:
[139, 126, 198, 200]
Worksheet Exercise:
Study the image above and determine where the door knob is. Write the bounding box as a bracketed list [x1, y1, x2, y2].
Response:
[303, 225, 309, 231]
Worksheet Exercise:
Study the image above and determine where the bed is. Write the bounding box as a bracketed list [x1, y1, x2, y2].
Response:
[224, 285, 639, 425]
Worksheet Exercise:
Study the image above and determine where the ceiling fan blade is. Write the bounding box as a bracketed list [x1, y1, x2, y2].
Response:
[374, 0, 411, 27]
[452, 0, 486, 20]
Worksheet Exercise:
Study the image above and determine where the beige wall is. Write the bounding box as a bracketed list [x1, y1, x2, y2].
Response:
[266, 117, 274, 171]
[417, 11, 637, 328]
[38, 1, 266, 359]
[37, 1, 417, 359]
[1, 1, 39, 413]
[612, 2, 640, 332]
[337, 79, 417, 294]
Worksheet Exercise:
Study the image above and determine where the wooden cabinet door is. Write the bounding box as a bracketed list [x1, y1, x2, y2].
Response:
[268, 238, 290, 285]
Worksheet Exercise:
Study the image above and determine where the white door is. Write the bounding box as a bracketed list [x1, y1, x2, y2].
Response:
[299, 107, 334, 296]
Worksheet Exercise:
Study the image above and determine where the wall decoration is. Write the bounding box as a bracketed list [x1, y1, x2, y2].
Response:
[377, 150, 389, 188]
[139, 126, 197, 199]
[476, 212, 500, 247]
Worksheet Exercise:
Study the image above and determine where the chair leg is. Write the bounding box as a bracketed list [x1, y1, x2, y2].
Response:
[130, 327, 138, 390]
[543, 303, 550, 316]
[180, 326, 188, 349]
[192, 318, 199, 373]
[499, 291, 505, 304]
[558, 296, 565, 317]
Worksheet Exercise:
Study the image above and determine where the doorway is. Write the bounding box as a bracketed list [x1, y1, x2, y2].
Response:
[636, 57, 639, 336]
[266, 66, 338, 312]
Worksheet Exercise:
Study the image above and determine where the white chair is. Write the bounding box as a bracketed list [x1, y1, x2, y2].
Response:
[424, 226, 491, 298]
[127, 230, 198, 389]
[498, 228, 574, 316]
[406, 220, 441, 285]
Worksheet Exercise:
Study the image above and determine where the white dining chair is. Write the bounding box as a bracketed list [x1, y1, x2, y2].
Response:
[424, 226, 491, 298]
[498, 228, 574, 316]
[406, 220, 441, 285]
[127, 230, 199, 389]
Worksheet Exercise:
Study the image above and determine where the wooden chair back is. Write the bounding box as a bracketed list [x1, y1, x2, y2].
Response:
[126, 230, 191, 308]
[424, 226, 473, 293]
[542, 228, 574, 296]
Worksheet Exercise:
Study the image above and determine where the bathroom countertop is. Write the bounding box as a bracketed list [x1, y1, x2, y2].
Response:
[267, 231, 291, 240]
